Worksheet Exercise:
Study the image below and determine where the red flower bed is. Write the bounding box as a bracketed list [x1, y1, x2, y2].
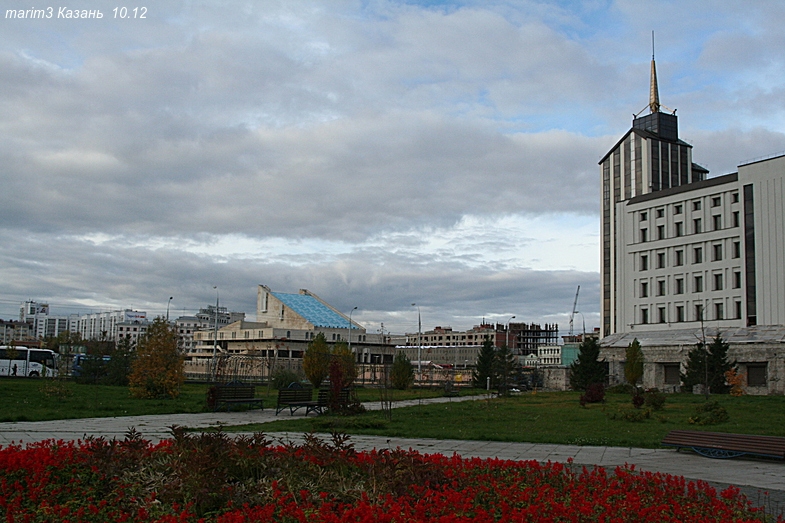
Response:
[0, 429, 778, 523]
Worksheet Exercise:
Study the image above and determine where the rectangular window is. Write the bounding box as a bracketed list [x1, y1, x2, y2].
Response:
[714, 273, 723, 291]
[715, 302, 724, 320]
[733, 271, 741, 289]
[676, 306, 685, 323]
[675, 222, 683, 237]
[713, 215, 722, 230]
[656, 208, 664, 218]
[658, 307, 666, 323]
[713, 244, 723, 261]
[674, 204, 683, 215]
[640, 211, 648, 222]
[641, 308, 649, 324]
[695, 303, 704, 321]
[694, 275, 703, 293]
[733, 241, 741, 259]
[712, 196, 721, 207]
[733, 211, 740, 227]
[675, 278, 684, 294]
[732, 192, 739, 203]
[657, 225, 665, 240]
[640, 281, 648, 298]
[657, 280, 666, 296]
[735, 301, 742, 319]
[693, 200, 701, 211]
[747, 364, 767, 387]
[657, 252, 665, 268]
[694, 247, 703, 264]
[641, 228, 648, 242]
[694, 218, 702, 234]
[675, 250, 684, 266]
[640, 255, 648, 271]
[664, 364, 681, 385]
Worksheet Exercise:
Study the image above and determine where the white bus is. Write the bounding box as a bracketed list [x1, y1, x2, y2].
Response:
[0, 346, 58, 377]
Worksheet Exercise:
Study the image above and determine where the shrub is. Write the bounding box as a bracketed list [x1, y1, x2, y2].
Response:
[689, 401, 729, 425]
[632, 393, 645, 409]
[605, 383, 634, 394]
[579, 382, 605, 406]
[271, 368, 301, 390]
[609, 407, 652, 422]
[644, 389, 666, 410]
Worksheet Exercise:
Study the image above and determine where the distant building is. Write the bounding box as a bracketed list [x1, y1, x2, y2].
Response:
[0, 319, 34, 344]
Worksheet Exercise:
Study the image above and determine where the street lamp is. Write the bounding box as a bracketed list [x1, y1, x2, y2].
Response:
[212, 286, 219, 381]
[348, 306, 358, 356]
[506, 315, 516, 350]
[166, 297, 173, 322]
[411, 303, 421, 377]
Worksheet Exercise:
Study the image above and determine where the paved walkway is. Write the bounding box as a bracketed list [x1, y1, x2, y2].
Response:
[1, 395, 783, 516]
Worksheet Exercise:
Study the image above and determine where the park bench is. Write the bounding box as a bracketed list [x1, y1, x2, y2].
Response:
[275, 384, 314, 415]
[443, 382, 459, 397]
[211, 382, 264, 412]
[305, 388, 351, 415]
[662, 430, 785, 460]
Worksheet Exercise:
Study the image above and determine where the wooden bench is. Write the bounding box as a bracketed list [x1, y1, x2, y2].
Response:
[305, 388, 351, 415]
[662, 430, 785, 460]
[275, 386, 314, 415]
[211, 382, 264, 412]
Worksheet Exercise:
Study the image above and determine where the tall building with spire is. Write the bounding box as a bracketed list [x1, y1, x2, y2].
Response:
[599, 54, 785, 339]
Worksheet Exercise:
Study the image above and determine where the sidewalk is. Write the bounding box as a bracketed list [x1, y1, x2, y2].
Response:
[1, 395, 783, 516]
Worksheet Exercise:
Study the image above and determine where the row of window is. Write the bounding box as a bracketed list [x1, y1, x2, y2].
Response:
[640, 271, 742, 297]
[640, 241, 741, 270]
[640, 301, 742, 324]
[639, 193, 740, 223]
[640, 212, 740, 242]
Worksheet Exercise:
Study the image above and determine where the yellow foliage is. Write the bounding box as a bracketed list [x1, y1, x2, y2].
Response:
[129, 317, 184, 399]
[725, 368, 746, 397]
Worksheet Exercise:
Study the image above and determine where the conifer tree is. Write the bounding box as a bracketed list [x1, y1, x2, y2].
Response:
[473, 339, 496, 389]
[569, 337, 606, 391]
[681, 334, 734, 394]
[494, 344, 518, 395]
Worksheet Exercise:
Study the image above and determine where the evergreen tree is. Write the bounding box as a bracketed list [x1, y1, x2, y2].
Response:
[303, 332, 330, 389]
[569, 337, 606, 391]
[624, 338, 644, 390]
[494, 344, 518, 395]
[472, 339, 496, 389]
[390, 352, 414, 390]
[129, 317, 184, 399]
[681, 334, 734, 394]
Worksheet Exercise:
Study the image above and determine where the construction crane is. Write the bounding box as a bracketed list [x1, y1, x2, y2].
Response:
[568, 285, 580, 337]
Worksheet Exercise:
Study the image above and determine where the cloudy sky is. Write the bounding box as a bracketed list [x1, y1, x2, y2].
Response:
[1, 1, 784, 336]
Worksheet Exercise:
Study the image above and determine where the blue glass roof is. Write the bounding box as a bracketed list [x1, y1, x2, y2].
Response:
[271, 292, 355, 329]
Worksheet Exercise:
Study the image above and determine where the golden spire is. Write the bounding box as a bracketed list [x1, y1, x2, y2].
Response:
[649, 31, 660, 114]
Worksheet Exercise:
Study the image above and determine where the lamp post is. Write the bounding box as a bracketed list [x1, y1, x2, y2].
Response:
[212, 286, 219, 381]
[411, 303, 421, 378]
[506, 315, 516, 350]
[348, 306, 358, 356]
[166, 296, 173, 322]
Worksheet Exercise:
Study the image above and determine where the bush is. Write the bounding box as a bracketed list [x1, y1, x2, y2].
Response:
[689, 401, 729, 426]
[579, 383, 605, 406]
[609, 407, 652, 422]
[644, 389, 666, 411]
[605, 383, 634, 394]
[271, 368, 302, 390]
[632, 394, 645, 409]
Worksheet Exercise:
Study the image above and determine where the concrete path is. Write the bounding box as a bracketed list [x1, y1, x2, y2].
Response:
[1, 395, 783, 516]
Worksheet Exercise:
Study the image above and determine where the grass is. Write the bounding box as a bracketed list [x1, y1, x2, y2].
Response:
[3, 378, 784, 450]
[221, 391, 785, 449]
[0, 378, 460, 422]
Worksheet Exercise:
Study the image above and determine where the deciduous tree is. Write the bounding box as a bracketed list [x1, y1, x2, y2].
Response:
[390, 352, 414, 390]
[624, 338, 644, 390]
[303, 332, 330, 389]
[129, 317, 184, 399]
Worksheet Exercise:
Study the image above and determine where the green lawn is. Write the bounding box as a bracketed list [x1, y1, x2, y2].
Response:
[0, 378, 458, 422]
[3, 378, 784, 450]
[222, 391, 785, 449]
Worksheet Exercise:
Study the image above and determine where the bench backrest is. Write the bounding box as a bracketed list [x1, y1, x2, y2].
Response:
[317, 388, 350, 406]
[277, 388, 313, 403]
[215, 384, 256, 400]
[663, 430, 785, 458]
